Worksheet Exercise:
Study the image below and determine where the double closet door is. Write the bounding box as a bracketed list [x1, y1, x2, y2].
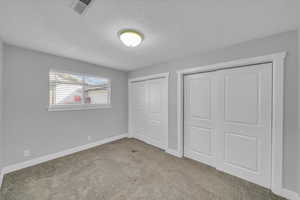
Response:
[184, 63, 272, 188]
[131, 78, 168, 150]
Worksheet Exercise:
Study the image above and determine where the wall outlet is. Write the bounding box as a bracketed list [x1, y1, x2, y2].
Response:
[88, 136, 92, 141]
[24, 150, 31, 157]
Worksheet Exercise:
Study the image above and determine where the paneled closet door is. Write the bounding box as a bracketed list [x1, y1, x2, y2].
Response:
[131, 81, 148, 140]
[146, 78, 168, 149]
[131, 78, 168, 150]
[184, 72, 217, 167]
[215, 63, 272, 188]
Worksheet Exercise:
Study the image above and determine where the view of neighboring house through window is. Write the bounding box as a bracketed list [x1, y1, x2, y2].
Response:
[49, 70, 110, 109]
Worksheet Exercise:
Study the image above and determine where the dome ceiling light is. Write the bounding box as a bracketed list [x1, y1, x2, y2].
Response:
[119, 30, 143, 47]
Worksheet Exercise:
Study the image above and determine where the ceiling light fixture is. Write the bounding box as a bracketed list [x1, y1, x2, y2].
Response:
[119, 30, 143, 47]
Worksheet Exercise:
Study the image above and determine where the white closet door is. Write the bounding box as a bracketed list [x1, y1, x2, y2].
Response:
[145, 78, 168, 149]
[131, 81, 147, 139]
[131, 78, 168, 150]
[216, 63, 272, 188]
[184, 72, 217, 167]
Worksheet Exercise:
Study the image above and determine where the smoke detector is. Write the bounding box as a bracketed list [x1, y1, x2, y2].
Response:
[72, 0, 93, 15]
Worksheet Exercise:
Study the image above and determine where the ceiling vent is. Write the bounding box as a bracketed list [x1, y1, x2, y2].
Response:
[72, 0, 92, 15]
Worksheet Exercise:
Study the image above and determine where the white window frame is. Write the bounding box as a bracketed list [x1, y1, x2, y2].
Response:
[48, 69, 111, 111]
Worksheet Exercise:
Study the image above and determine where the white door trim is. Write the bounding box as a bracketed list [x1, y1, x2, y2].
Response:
[176, 53, 286, 196]
[129, 72, 170, 83]
[128, 72, 169, 150]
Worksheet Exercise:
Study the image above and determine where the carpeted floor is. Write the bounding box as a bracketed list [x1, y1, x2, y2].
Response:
[0, 138, 285, 200]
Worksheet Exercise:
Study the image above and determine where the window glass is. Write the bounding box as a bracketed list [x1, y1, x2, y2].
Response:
[49, 71, 110, 108]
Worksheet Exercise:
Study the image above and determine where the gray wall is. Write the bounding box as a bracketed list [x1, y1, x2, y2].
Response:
[298, 25, 300, 196]
[3, 44, 128, 166]
[129, 30, 298, 192]
[0, 39, 3, 171]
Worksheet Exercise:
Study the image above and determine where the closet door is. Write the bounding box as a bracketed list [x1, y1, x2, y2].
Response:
[131, 81, 147, 139]
[216, 63, 272, 188]
[130, 78, 168, 150]
[184, 72, 217, 167]
[146, 78, 168, 149]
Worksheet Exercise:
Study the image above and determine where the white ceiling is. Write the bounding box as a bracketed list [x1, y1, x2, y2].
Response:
[0, 0, 298, 71]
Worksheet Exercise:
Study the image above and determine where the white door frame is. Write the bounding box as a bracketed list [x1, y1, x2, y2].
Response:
[176, 52, 286, 195]
[128, 72, 169, 150]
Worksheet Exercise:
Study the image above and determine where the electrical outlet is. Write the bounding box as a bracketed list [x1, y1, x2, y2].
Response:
[24, 150, 31, 157]
[88, 136, 92, 141]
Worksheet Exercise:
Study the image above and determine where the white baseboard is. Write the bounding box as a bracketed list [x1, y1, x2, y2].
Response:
[0, 133, 128, 187]
[166, 148, 182, 158]
[279, 188, 300, 200]
[1, 134, 299, 200]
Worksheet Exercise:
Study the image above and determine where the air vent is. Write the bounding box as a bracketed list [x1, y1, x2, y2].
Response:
[72, 0, 92, 15]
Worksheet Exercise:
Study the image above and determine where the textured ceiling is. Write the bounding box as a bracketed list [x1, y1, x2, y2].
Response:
[0, 0, 298, 71]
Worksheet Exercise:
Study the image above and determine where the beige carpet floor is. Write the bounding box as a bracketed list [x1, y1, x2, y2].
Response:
[0, 138, 285, 200]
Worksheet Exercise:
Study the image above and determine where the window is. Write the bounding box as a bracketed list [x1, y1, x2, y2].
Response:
[49, 70, 111, 111]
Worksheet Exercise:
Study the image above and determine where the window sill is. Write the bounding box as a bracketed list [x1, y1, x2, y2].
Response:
[48, 104, 111, 111]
